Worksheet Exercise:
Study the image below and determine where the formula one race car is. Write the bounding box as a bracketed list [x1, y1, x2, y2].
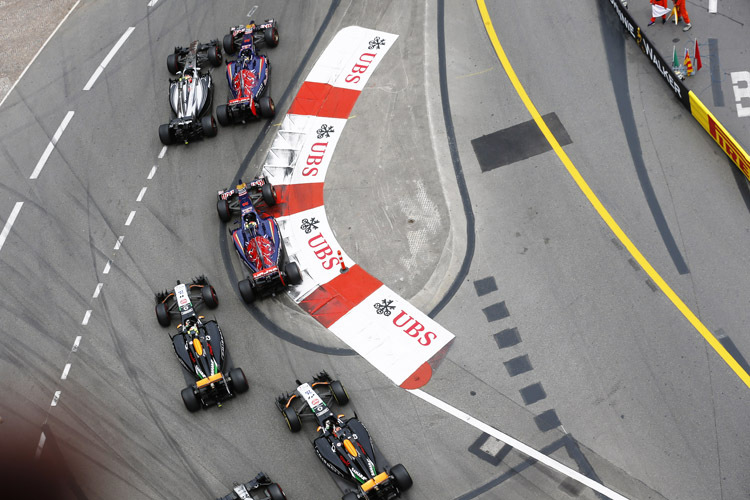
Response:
[276, 373, 413, 500]
[217, 178, 302, 303]
[215, 472, 286, 500]
[159, 40, 222, 145]
[216, 19, 279, 126]
[154, 276, 248, 412]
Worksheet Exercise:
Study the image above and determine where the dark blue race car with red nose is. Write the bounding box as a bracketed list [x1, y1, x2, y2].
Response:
[217, 178, 302, 303]
[216, 19, 279, 126]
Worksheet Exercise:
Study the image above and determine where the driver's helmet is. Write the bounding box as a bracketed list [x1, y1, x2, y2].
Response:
[239, 47, 253, 59]
[244, 214, 258, 232]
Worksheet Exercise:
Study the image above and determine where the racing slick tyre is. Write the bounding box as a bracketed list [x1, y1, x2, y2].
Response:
[158, 124, 174, 145]
[167, 53, 181, 74]
[342, 492, 358, 500]
[181, 387, 201, 413]
[208, 45, 222, 67]
[201, 285, 219, 309]
[261, 181, 277, 206]
[238, 278, 256, 304]
[216, 104, 230, 126]
[390, 464, 413, 491]
[155, 302, 171, 327]
[201, 115, 218, 138]
[330, 380, 350, 406]
[217, 199, 231, 222]
[267, 483, 286, 500]
[265, 27, 280, 47]
[282, 406, 302, 432]
[258, 96, 275, 118]
[223, 33, 236, 54]
[284, 262, 302, 286]
[229, 367, 249, 394]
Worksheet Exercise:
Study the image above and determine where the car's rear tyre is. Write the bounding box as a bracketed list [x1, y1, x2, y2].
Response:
[229, 367, 249, 394]
[261, 181, 277, 206]
[216, 104, 230, 126]
[217, 198, 231, 222]
[155, 302, 171, 327]
[390, 464, 412, 491]
[267, 483, 286, 500]
[265, 27, 279, 48]
[342, 492, 358, 500]
[181, 387, 201, 413]
[284, 261, 302, 286]
[330, 380, 349, 406]
[208, 45, 222, 67]
[201, 115, 218, 138]
[223, 33, 236, 54]
[238, 278, 255, 304]
[258, 96, 275, 118]
[282, 406, 301, 432]
[167, 53, 180, 74]
[201, 285, 218, 309]
[158, 124, 173, 145]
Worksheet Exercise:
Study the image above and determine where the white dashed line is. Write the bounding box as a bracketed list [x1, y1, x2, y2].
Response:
[92, 283, 103, 299]
[61, 363, 71, 380]
[148, 166, 157, 179]
[0, 202, 23, 252]
[247, 5, 258, 17]
[50, 391, 61, 407]
[408, 389, 630, 500]
[103, 260, 111, 274]
[30, 111, 75, 179]
[125, 211, 136, 226]
[136, 187, 147, 202]
[35, 431, 47, 459]
[709, 0, 717, 13]
[114, 235, 124, 250]
[72, 336, 82, 352]
[147, 0, 159, 6]
[81, 310, 92, 325]
[158, 146, 167, 158]
[83, 27, 135, 91]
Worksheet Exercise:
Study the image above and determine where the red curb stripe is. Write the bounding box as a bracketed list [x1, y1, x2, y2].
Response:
[265, 183, 324, 218]
[288, 81, 361, 119]
[299, 265, 382, 328]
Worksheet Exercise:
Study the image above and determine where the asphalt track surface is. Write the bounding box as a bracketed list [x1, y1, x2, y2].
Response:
[1, 1, 750, 499]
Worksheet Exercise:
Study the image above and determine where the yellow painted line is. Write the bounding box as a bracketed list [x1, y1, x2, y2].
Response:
[476, 0, 750, 388]
[457, 67, 495, 79]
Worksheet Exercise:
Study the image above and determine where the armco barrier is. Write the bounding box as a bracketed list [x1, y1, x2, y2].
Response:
[604, 0, 750, 181]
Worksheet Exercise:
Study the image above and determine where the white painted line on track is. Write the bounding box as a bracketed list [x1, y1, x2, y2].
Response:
[136, 187, 147, 202]
[709, 0, 717, 13]
[60, 363, 71, 380]
[83, 27, 135, 91]
[72, 336, 82, 352]
[158, 146, 167, 159]
[81, 310, 91, 325]
[92, 283, 103, 299]
[148, 166, 157, 179]
[103, 260, 111, 274]
[247, 5, 258, 17]
[125, 210, 136, 226]
[408, 389, 630, 500]
[0, 0, 81, 109]
[30, 111, 75, 179]
[34, 431, 47, 459]
[50, 391, 61, 407]
[147, 0, 159, 7]
[0, 202, 23, 252]
[114, 235, 124, 250]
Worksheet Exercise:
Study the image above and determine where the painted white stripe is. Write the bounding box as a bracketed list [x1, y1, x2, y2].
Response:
[114, 235, 124, 250]
[247, 5, 258, 17]
[81, 310, 92, 325]
[125, 210, 136, 226]
[50, 391, 61, 407]
[147, 0, 159, 6]
[708, 0, 717, 13]
[60, 363, 71, 380]
[0, 0, 81, 109]
[147, 166, 157, 179]
[408, 389, 630, 500]
[102, 261, 111, 274]
[34, 432, 47, 459]
[136, 186, 147, 202]
[92, 283, 103, 299]
[158, 146, 167, 158]
[0, 202, 23, 252]
[30, 111, 75, 179]
[83, 27, 135, 90]
[72, 336, 82, 352]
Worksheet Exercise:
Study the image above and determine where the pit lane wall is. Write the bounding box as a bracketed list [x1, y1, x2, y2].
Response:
[605, 0, 750, 181]
[261, 26, 455, 389]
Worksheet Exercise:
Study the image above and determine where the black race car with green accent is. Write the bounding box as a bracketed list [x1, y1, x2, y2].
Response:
[215, 472, 286, 500]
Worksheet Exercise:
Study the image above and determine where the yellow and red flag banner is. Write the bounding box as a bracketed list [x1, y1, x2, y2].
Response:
[684, 48, 693, 76]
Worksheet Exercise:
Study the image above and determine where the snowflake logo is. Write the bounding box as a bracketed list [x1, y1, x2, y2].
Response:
[374, 299, 395, 316]
[368, 36, 386, 50]
[316, 124, 334, 139]
[300, 217, 320, 234]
